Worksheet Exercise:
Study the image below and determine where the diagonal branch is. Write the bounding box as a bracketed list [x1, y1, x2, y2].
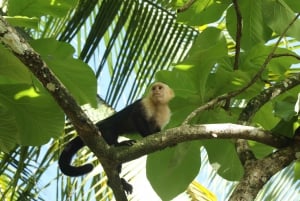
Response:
[229, 143, 299, 201]
[0, 15, 128, 201]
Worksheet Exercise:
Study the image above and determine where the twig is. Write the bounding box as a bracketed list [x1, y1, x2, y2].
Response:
[272, 53, 300, 60]
[232, 0, 242, 70]
[182, 94, 228, 124]
[230, 14, 300, 200]
[244, 13, 300, 89]
[183, 14, 300, 124]
[177, 0, 197, 13]
[239, 74, 300, 122]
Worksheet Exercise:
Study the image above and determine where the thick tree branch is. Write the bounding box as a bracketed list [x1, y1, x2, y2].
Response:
[230, 10, 300, 197]
[229, 143, 300, 201]
[114, 124, 290, 163]
[239, 74, 300, 122]
[0, 16, 128, 201]
[230, 74, 300, 200]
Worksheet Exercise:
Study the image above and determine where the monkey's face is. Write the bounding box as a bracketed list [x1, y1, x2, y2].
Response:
[150, 82, 174, 104]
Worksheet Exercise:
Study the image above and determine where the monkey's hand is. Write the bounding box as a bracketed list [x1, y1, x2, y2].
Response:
[116, 139, 136, 146]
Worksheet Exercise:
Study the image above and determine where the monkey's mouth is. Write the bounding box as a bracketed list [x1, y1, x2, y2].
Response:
[153, 93, 161, 97]
[153, 95, 162, 99]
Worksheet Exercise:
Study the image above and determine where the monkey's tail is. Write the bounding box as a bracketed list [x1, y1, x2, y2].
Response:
[58, 136, 93, 176]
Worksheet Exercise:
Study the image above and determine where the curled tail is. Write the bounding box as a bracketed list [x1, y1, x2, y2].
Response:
[59, 136, 93, 176]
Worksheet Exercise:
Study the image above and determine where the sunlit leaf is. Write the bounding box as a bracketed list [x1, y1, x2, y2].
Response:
[147, 142, 201, 200]
[0, 84, 64, 147]
[263, 0, 300, 41]
[8, 0, 76, 17]
[203, 139, 243, 181]
[30, 39, 97, 107]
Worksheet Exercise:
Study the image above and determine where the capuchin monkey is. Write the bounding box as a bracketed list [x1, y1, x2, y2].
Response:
[59, 82, 174, 194]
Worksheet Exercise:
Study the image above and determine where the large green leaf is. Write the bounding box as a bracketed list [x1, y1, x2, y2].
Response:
[176, 27, 227, 100]
[147, 142, 201, 200]
[8, 0, 77, 17]
[0, 45, 31, 84]
[0, 84, 64, 149]
[263, 0, 300, 41]
[0, 103, 18, 152]
[4, 16, 39, 29]
[202, 139, 244, 181]
[177, 0, 230, 26]
[248, 141, 274, 159]
[253, 102, 280, 130]
[30, 39, 97, 107]
[273, 97, 297, 121]
[226, 0, 272, 50]
[284, 0, 300, 12]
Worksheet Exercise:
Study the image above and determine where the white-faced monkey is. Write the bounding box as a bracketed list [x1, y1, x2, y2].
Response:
[59, 82, 174, 194]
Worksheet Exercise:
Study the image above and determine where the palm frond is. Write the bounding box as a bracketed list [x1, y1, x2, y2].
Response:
[40, 0, 196, 107]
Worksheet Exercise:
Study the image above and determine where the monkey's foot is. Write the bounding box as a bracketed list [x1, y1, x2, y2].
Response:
[121, 178, 133, 194]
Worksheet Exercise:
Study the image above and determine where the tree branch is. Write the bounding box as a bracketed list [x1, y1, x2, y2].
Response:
[230, 11, 300, 197]
[239, 74, 300, 122]
[272, 53, 300, 60]
[229, 74, 300, 200]
[114, 123, 291, 163]
[229, 143, 299, 201]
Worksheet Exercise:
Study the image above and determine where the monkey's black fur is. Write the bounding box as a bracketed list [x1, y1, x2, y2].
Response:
[59, 82, 173, 194]
[59, 100, 160, 193]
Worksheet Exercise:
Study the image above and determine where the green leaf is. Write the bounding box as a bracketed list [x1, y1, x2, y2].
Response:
[268, 49, 299, 77]
[0, 84, 64, 148]
[176, 27, 227, 100]
[263, 0, 300, 41]
[248, 141, 274, 159]
[253, 102, 280, 130]
[8, 0, 77, 17]
[226, 0, 272, 50]
[147, 142, 201, 200]
[30, 39, 97, 107]
[203, 139, 243, 181]
[177, 0, 230, 26]
[0, 45, 31, 84]
[0, 103, 18, 152]
[273, 98, 297, 121]
[4, 16, 39, 29]
[294, 161, 300, 180]
[271, 116, 297, 138]
[284, 0, 300, 12]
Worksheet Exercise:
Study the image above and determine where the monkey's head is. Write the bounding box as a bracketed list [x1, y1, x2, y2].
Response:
[149, 82, 174, 104]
